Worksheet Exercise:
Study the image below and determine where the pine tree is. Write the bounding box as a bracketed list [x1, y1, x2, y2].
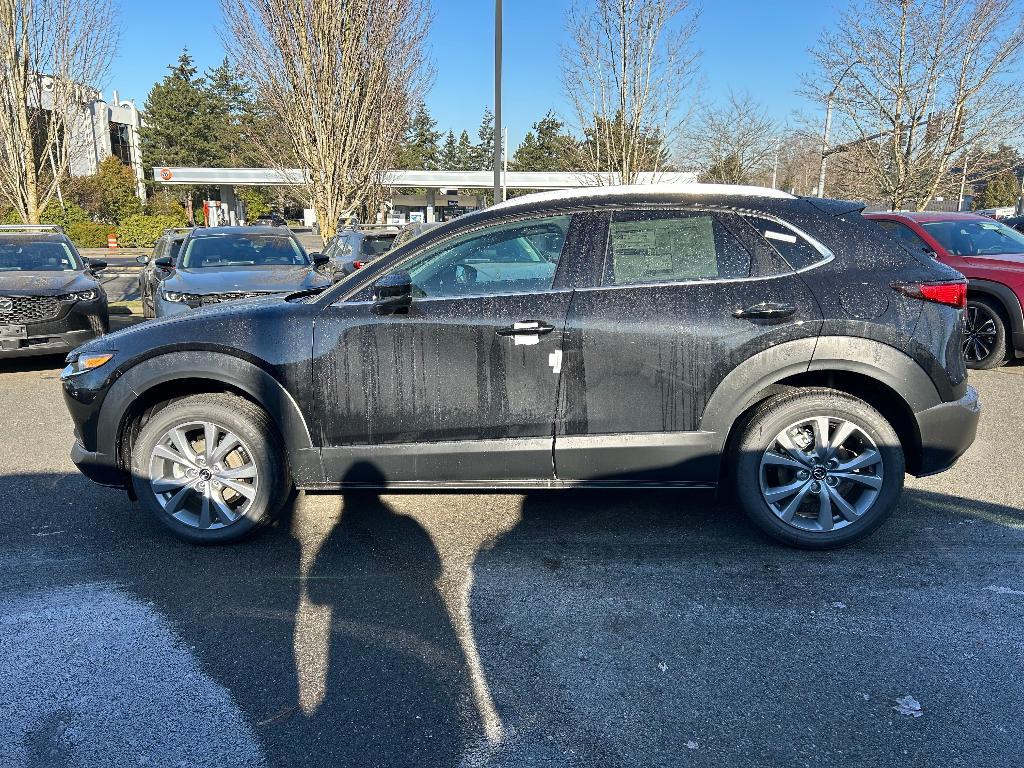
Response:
[396, 103, 442, 170]
[438, 131, 459, 170]
[455, 131, 475, 171]
[141, 51, 220, 169]
[973, 169, 1020, 210]
[472, 108, 495, 171]
[205, 58, 257, 166]
[511, 112, 575, 172]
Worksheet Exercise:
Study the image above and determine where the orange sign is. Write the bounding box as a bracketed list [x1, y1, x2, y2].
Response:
[159, 168, 173, 181]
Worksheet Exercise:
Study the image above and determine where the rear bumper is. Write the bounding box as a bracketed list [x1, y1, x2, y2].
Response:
[70, 440, 125, 487]
[913, 386, 981, 476]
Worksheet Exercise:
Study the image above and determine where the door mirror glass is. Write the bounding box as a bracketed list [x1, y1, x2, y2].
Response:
[154, 256, 174, 269]
[87, 259, 107, 273]
[311, 252, 330, 267]
[372, 270, 413, 314]
[136, 254, 149, 265]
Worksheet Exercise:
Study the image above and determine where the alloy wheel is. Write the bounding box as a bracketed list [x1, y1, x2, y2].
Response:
[758, 416, 883, 533]
[147, 420, 259, 530]
[962, 304, 998, 363]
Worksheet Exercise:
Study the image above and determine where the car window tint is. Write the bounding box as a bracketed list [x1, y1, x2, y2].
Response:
[920, 219, 1024, 256]
[0, 240, 79, 271]
[361, 235, 396, 256]
[182, 234, 307, 268]
[886, 222, 933, 254]
[398, 215, 571, 298]
[743, 216, 825, 271]
[606, 213, 749, 285]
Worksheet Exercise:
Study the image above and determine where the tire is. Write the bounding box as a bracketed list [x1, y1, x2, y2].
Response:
[732, 388, 905, 549]
[963, 297, 1008, 370]
[130, 393, 290, 543]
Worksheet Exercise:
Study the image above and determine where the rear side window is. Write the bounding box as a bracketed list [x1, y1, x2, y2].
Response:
[744, 216, 827, 271]
[606, 211, 750, 285]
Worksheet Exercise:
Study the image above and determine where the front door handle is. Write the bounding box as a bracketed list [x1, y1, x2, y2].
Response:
[732, 302, 796, 320]
[496, 321, 555, 337]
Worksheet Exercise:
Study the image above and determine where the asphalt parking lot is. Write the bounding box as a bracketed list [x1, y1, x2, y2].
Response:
[0, 356, 1022, 768]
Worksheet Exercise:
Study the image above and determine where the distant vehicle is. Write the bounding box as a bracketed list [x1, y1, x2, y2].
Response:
[323, 226, 399, 275]
[137, 228, 190, 319]
[152, 226, 333, 318]
[1000, 213, 1024, 234]
[973, 207, 1016, 220]
[0, 225, 108, 358]
[391, 221, 441, 250]
[866, 211, 1024, 369]
[64, 185, 977, 550]
[251, 213, 286, 227]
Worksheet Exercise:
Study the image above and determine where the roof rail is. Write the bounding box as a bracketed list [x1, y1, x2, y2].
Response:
[0, 224, 65, 234]
[162, 227, 193, 235]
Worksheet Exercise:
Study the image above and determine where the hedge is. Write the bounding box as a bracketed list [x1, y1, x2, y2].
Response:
[115, 214, 189, 248]
[67, 221, 115, 248]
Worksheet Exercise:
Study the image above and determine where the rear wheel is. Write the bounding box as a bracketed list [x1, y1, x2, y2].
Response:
[963, 297, 1007, 370]
[130, 393, 290, 543]
[732, 388, 904, 549]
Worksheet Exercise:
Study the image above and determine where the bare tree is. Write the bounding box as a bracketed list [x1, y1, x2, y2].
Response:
[220, 0, 431, 238]
[807, 0, 1024, 210]
[562, 0, 700, 184]
[0, 0, 117, 223]
[682, 92, 778, 185]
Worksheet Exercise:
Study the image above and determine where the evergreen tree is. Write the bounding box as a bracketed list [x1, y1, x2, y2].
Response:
[455, 131, 475, 170]
[396, 103, 442, 170]
[141, 51, 221, 168]
[973, 169, 1021, 209]
[511, 112, 576, 172]
[438, 131, 460, 170]
[205, 58, 257, 166]
[472, 108, 495, 171]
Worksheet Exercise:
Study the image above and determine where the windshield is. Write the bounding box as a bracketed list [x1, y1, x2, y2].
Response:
[181, 233, 308, 268]
[920, 219, 1024, 256]
[0, 239, 81, 272]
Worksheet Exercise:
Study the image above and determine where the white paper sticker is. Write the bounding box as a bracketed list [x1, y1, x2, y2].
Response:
[764, 230, 798, 244]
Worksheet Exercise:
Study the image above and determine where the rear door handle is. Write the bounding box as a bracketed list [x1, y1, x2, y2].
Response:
[496, 321, 555, 337]
[732, 302, 796, 319]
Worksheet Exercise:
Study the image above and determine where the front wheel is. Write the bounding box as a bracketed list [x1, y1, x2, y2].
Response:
[732, 388, 905, 549]
[130, 393, 290, 543]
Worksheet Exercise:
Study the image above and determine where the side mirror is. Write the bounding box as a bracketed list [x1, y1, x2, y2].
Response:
[136, 254, 149, 265]
[311, 252, 330, 267]
[87, 259, 107, 273]
[372, 271, 413, 314]
[154, 256, 174, 269]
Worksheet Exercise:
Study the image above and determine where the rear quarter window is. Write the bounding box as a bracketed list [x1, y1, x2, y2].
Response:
[744, 215, 828, 271]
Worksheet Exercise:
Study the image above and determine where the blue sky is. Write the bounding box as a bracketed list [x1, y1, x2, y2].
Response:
[112, 0, 841, 149]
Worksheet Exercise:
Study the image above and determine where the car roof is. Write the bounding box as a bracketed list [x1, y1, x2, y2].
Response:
[0, 232, 69, 242]
[864, 211, 991, 223]
[193, 226, 292, 236]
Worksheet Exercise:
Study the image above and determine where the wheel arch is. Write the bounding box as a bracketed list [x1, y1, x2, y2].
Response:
[967, 278, 1024, 337]
[100, 351, 323, 487]
[702, 336, 935, 477]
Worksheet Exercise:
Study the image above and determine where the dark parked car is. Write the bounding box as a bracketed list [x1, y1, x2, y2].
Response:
[322, 226, 399, 275]
[391, 220, 440, 250]
[152, 226, 333, 317]
[252, 213, 286, 227]
[63, 185, 978, 549]
[137, 228, 190, 319]
[866, 211, 1024, 369]
[0, 225, 108, 358]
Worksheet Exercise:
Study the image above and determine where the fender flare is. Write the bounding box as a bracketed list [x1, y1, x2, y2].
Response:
[97, 351, 319, 480]
[967, 278, 1024, 337]
[699, 336, 939, 440]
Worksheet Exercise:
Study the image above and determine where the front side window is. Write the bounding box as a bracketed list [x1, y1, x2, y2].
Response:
[920, 219, 1024, 256]
[0, 239, 81, 272]
[396, 215, 571, 298]
[606, 212, 750, 285]
[181, 234, 308, 268]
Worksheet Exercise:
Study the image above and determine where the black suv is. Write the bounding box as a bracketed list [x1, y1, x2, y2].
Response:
[0, 225, 108, 358]
[137, 227, 190, 319]
[61, 186, 979, 548]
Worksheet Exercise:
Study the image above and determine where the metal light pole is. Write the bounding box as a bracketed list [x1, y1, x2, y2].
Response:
[816, 95, 834, 198]
[493, 0, 504, 204]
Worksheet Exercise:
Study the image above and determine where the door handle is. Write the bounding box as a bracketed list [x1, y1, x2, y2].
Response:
[496, 321, 555, 337]
[732, 302, 796, 320]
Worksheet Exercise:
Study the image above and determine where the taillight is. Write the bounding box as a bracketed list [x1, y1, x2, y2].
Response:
[892, 280, 967, 309]
[353, 260, 366, 269]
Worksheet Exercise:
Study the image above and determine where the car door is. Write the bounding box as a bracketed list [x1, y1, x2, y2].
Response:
[554, 208, 824, 483]
[313, 212, 585, 484]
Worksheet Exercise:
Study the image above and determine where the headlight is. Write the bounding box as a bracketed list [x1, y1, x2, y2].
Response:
[60, 352, 114, 379]
[162, 290, 201, 303]
[59, 290, 99, 302]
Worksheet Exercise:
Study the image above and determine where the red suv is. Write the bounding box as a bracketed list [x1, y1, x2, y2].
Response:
[865, 212, 1024, 369]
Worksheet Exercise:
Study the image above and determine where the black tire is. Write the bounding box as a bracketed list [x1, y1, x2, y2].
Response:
[130, 393, 290, 544]
[963, 297, 1008, 370]
[732, 388, 904, 550]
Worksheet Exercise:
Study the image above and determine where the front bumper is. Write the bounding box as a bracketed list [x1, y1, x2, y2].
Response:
[70, 440, 125, 487]
[0, 328, 100, 359]
[913, 385, 981, 476]
[0, 297, 108, 358]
